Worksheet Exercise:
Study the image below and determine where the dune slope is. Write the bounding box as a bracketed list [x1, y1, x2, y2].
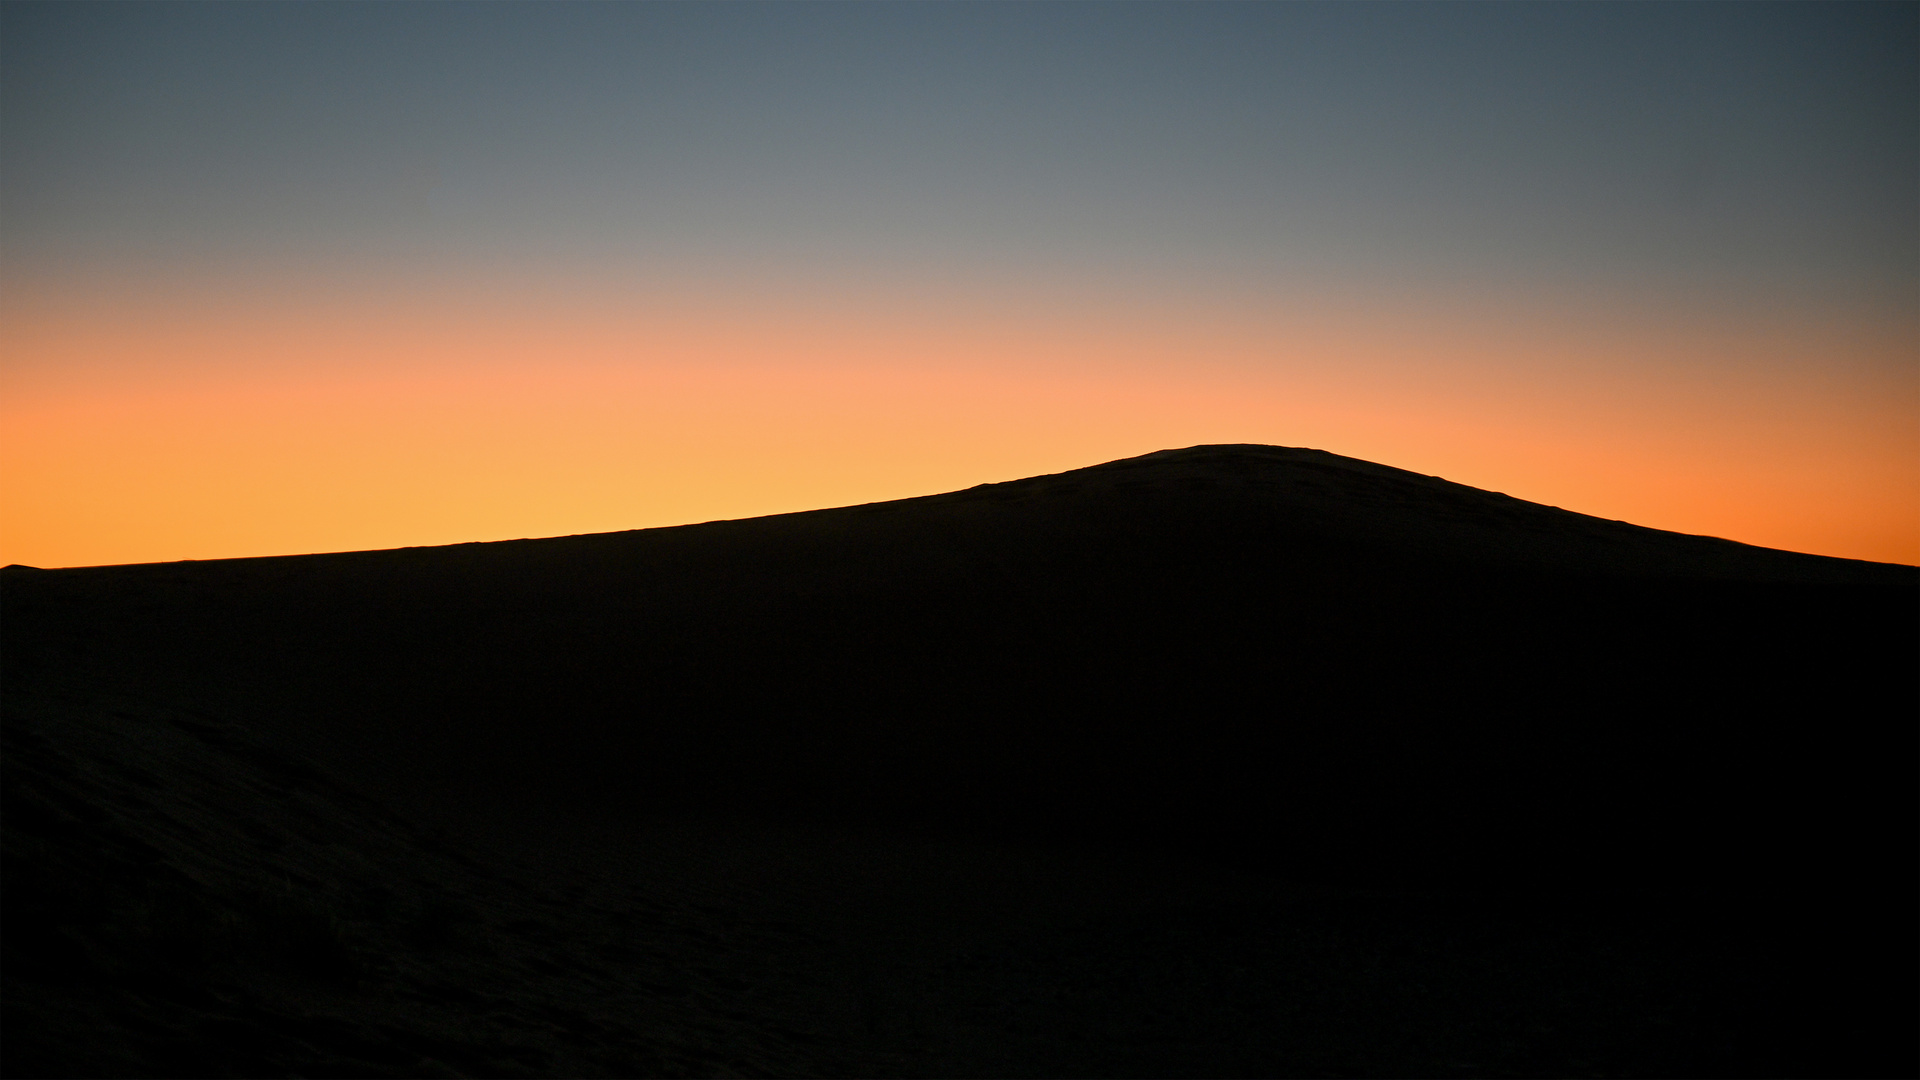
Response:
[5, 444, 1914, 1076]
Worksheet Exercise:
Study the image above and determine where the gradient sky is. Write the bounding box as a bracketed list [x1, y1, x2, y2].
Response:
[3, 1, 1915, 568]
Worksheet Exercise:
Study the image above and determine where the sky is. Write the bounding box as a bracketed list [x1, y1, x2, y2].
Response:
[2, 1, 1915, 568]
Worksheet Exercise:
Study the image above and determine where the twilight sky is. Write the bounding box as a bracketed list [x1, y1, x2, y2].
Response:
[3, 2, 1915, 567]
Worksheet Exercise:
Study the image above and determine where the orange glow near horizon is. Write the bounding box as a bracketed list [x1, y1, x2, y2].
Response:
[3, 274, 1915, 569]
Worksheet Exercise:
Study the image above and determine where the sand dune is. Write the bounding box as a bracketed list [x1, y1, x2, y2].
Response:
[4, 445, 1914, 1076]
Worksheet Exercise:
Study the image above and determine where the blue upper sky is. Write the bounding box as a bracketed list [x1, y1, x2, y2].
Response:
[4, 2, 1915, 306]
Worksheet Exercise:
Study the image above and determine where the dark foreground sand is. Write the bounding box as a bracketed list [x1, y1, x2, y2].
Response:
[4, 445, 1915, 1076]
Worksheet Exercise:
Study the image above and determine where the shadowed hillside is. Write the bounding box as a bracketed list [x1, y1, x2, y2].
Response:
[5, 445, 1915, 1076]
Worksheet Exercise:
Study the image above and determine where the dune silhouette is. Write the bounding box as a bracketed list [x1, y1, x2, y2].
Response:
[4, 444, 1914, 1077]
